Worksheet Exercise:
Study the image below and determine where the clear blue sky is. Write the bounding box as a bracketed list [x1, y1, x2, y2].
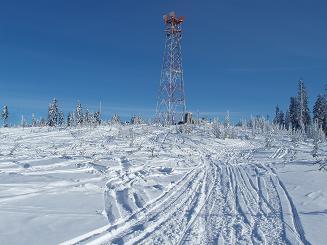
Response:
[0, 0, 326, 123]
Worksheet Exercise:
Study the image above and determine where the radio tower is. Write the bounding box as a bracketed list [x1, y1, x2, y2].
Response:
[156, 12, 186, 125]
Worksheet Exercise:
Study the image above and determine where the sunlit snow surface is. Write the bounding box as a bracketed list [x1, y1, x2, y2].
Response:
[0, 125, 326, 244]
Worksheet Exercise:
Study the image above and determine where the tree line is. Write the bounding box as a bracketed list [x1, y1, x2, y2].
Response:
[47, 98, 101, 127]
[273, 79, 327, 135]
[0, 99, 102, 128]
[1, 80, 326, 130]
[1, 98, 146, 127]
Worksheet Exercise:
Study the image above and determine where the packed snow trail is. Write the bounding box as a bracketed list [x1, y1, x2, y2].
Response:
[62, 130, 310, 245]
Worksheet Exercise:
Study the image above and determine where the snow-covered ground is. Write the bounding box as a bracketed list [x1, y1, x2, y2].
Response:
[0, 125, 326, 244]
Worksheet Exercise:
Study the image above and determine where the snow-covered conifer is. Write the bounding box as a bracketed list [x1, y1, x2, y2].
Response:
[312, 123, 319, 159]
[273, 105, 285, 128]
[21, 115, 26, 128]
[47, 98, 59, 127]
[297, 79, 311, 130]
[112, 114, 121, 124]
[67, 112, 73, 127]
[224, 110, 231, 128]
[93, 111, 101, 126]
[289, 97, 300, 130]
[75, 101, 83, 126]
[284, 110, 291, 130]
[1, 105, 9, 127]
[83, 109, 91, 126]
[313, 94, 327, 135]
[212, 118, 222, 138]
[131, 115, 142, 124]
[273, 105, 280, 125]
[58, 111, 64, 127]
[40, 117, 46, 127]
[31, 113, 37, 127]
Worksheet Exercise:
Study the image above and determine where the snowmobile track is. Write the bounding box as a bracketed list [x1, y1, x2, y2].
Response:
[62, 135, 310, 245]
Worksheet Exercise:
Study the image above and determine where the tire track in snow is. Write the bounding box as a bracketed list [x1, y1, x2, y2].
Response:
[177, 158, 222, 244]
[256, 164, 310, 245]
[272, 173, 311, 245]
[131, 164, 208, 244]
[61, 166, 201, 245]
[99, 169, 205, 244]
[61, 134, 310, 245]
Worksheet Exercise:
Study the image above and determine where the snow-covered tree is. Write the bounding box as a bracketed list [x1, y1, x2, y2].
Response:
[47, 98, 59, 127]
[312, 137, 319, 158]
[83, 109, 91, 126]
[1, 105, 9, 127]
[212, 118, 222, 138]
[75, 101, 83, 126]
[58, 111, 64, 127]
[289, 96, 300, 130]
[273, 105, 280, 125]
[313, 94, 327, 135]
[265, 131, 273, 148]
[273, 105, 285, 128]
[39, 117, 45, 127]
[224, 110, 231, 128]
[31, 113, 37, 127]
[235, 120, 243, 127]
[284, 110, 291, 130]
[297, 79, 311, 130]
[21, 115, 26, 128]
[310, 120, 326, 160]
[221, 111, 237, 138]
[131, 115, 142, 124]
[112, 114, 121, 124]
[279, 111, 285, 128]
[93, 111, 101, 126]
[67, 112, 73, 127]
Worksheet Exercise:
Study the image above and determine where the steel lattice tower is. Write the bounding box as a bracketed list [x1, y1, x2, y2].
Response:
[156, 12, 186, 125]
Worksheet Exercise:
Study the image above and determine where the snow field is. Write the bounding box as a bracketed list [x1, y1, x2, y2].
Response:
[0, 125, 326, 244]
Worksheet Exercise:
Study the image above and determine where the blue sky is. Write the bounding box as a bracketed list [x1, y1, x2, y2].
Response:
[0, 0, 326, 123]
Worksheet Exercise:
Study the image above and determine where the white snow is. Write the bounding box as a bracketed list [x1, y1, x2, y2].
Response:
[0, 125, 326, 244]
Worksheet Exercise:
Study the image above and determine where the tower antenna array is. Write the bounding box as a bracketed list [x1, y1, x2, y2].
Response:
[156, 11, 186, 125]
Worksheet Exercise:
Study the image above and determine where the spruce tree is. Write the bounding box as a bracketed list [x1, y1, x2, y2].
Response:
[212, 118, 222, 138]
[40, 118, 46, 127]
[224, 110, 231, 127]
[313, 94, 327, 135]
[284, 110, 290, 130]
[75, 101, 83, 126]
[31, 113, 37, 127]
[58, 111, 64, 127]
[278, 110, 285, 127]
[67, 112, 73, 127]
[289, 96, 300, 130]
[47, 98, 59, 127]
[297, 79, 311, 130]
[21, 115, 26, 128]
[112, 114, 121, 124]
[273, 105, 284, 127]
[94, 111, 101, 126]
[273, 105, 280, 125]
[84, 109, 90, 125]
[131, 115, 142, 124]
[1, 105, 9, 127]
